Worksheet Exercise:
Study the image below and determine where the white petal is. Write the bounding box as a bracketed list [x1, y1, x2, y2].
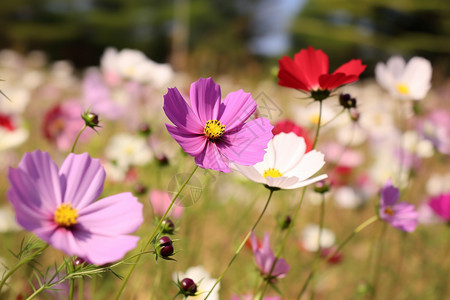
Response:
[283, 150, 326, 181]
[231, 164, 265, 184]
[271, 132, 306, 174]
[284, 174, 328, 189]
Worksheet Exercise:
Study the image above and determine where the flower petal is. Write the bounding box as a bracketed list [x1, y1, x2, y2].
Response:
[166, 124, 207, 157]
[293, 46, 329, 90]
[163, 87, 204, 132]
[284, 174, 328, 189]
[189, 78, 222, 124]
[230, 164, 266, 184]
[77, 192, 143, 236]
[194, 141, 231, 172]
[218, 90, 256, 131]
[219, 118, 273, 166]
[271, 133, 306, 174]
[278, 56, 309, 91]
[333, 59, 366, 77]
[59, 153, 105, 210]
[283, 150, 326, 181]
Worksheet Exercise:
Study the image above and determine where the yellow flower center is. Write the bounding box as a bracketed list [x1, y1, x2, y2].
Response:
[204, 120, 225, 139]
[54, 203, 78, 227]
[263, 168, 283, 178]
[396, 83, 410, 95]
[384, 206, 394, 216]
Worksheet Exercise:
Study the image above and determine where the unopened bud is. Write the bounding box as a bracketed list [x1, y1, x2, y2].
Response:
[314, 180, 331, 194]
[180, 278, 197, 296]
[278, 215, 292, 230]
[81, 109, 101, 130]
[339, 94, 357, 109]
[161, 218, 175, 234]
[138, 123, 152, 136]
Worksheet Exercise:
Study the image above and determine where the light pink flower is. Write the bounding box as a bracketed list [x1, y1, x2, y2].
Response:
[7, 150, 143, 265]
[149, 190, 183, 219]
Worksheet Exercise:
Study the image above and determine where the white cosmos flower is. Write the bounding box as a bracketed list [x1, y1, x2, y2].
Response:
[231, 132, 327, 189]
[375, 56, 432, 100]
[301, 224, 336, 252]
[105, 133, 152, 170]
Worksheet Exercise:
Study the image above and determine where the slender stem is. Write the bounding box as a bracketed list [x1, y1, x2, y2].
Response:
[319, 108, 344, 128]
[69, 278, 75, 300]
[297, 215, 379, 299]
[71, 124, 87, 153]
[257, 187, 308, 299]
[309, 193, 326, 300]
[115, 165, 199, 299]
[370, 222, 387, 299]
[78, 277, 85, 300]
[0, 244, 49, 293]
[312, 100, 323, 149]
[204, 189, 275, 299]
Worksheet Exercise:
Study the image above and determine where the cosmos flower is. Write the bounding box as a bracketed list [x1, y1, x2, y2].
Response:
[249, 232, 290, 279]
[43, 101, 91, 151]
[272, 119, 313, 152]
[149, 190, 183, 219]
[278, 46, 366, 100]
[427, 193, 450, 222]
[232, 132, 327, 190]
[375, 56, 432, 100]
[163, 77, 273, 173]
[300, 224, 336, 252]
[7, 150, 143, 265]
[105, 133, 152, 171]
[420, 110, 450, 155]
[379, 179, 418, 232]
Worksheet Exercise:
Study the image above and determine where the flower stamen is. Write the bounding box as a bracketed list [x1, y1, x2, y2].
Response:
[204, 120, 225, 139]
[396, 83, 410, 95]
[263, 168, 283, 178]
[54, 203, 78, 227]
[384, 206, 394, 216]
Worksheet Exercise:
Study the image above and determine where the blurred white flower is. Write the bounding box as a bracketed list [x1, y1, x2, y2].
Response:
[172, 266, 219, 300]
[0, 206, 21, 232]
[105, 133, 152, 170]
[333, 186, 363, 209]
[301, 224, 336, 252]
[232, 133, 327, 190]
[425, 172, 450, 196]
[375, 56, 432, 100]
[401, 130, 434, 158]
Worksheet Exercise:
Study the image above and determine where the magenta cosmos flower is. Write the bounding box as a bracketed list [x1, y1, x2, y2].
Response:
[7, 150, 143, 265]
[249, 232, 290, 279]
[379, 179, 418, 232]
[278, 46, 366, 100]
[428, 193, 450, 222]
[163, 77, 273, 173]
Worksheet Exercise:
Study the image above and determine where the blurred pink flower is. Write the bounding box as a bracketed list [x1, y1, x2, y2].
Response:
[163, 77, 273, 173]
[249, 232, 290, 279]
[149, 190, 183, 219]
[379, 179, 418, 232]
[428, 193, 450, 222]
[421, 110, 450, 155]
[7, 150, 143, 265]
[43, 101, 89, 151]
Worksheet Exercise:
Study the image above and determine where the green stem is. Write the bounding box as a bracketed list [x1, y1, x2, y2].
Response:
[115, 165, 199, 299]
[0, 244, 49, 293]
[69, 278, 75, 300]
[204, 189, 275, 299]
[312, 100, 323, 149]
[71, 124, 87, 153]
[370, 222, 387, 299]
[257, 187, 308, 299]
[297, 215, 379, 299]
[79, 277, 85, 300]
[319, 108, 345, 128]
[309, 193, 326, 300]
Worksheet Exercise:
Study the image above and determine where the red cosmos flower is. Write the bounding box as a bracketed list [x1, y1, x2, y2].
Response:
[278, 46, 366, 101]
[272, 119, 313, 152]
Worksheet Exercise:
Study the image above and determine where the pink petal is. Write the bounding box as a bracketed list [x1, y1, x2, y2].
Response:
[59, 153, 105, 210]
[218, 90, 256, 131]
[166, 124, 207, 157]
[163, 87, 204, 132]
[77, 192, 143, 236]
[194, 141, 230, 172]
[189, 78, 222, 124]
[219, 118, 273, 166]
[15, 150, 62, 213]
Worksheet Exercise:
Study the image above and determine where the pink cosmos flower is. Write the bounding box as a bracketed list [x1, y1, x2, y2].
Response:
[427, 193, 450, 222]
[420, 110, 450, 155]
[149, 190, 183, 219]
[7, 150, 143, 265]
[43, 101, 91, 151]
[278, 46, 366, 100]
[379, 179, 418, 232]
[249, 232, 290, 279]
[163, 77, 273, 172]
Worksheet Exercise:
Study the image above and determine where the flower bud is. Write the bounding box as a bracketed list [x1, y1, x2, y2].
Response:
[161, 218, 175, 234]
[180, 278, 197, 296]
[158, 236, 175, 258]
[314, 179, 331, 194]
[349, 108, 360, 122]
[278, 215, 291, 230]
[134, 183, 147, 195]
[73, 257, 86, 268]
[339, 93, 357, 109]
[156, 154, 169, 166]
[138, 123, 152, 136]
[81, 109, 101, 130]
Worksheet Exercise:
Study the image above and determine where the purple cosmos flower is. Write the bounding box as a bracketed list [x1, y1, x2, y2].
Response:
[163, 77, 273, 173]
[249, 232, 290, 279]
[7, 150, 143, 265]
[428, 193, 450, 222]
[379, 179, 418, 232]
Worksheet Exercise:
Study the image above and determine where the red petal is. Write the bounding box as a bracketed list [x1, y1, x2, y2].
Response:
[293, 46, 329, 90]
[333, 59, 366, 77]
[277, 56, 309, 90]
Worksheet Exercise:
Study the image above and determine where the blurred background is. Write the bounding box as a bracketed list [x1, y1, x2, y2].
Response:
[0, 0, 449, 80]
